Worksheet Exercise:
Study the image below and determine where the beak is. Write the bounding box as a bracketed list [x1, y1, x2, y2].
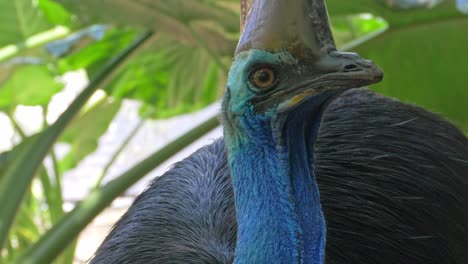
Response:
[237, 0, 383, 110]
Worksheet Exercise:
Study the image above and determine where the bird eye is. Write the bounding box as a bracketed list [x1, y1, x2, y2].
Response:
[249, 66, 277, 89]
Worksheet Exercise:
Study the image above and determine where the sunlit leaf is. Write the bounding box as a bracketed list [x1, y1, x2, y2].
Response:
[55, 0, 239, 40]
[58, 97, 121, 172]
[57, 28, 138, 75]
[0, 65, 63, 110]
[53, 0, 238, 118]
[0, 31, 152, 250]
[14, 199, 42, 244]
[327, 0, 463, 28]
[38, 0, 73, 26]
[332, 13, 388, 48]
[0, 0, 53, 46]
[107, 38, 226, 118]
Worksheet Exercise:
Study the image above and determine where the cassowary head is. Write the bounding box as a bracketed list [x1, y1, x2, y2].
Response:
[221, 2, 384, 262]
[222, 0, 383, 125]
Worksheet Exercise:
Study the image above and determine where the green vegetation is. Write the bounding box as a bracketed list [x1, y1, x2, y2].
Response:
[0, 0, 466, 263]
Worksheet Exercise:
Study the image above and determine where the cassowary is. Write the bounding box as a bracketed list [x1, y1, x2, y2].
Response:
[90, 0, 468, 263]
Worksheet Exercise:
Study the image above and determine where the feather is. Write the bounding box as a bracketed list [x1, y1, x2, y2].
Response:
[90, 88, 468, 264]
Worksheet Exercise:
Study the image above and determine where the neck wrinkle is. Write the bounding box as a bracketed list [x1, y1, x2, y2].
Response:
[282, 105, 326, 264]
[227, 106, 326, 264]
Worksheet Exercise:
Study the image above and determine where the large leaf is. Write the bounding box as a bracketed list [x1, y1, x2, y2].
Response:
[0, 31, 152, 249]
[38, 0, 73, 27]
[54, 27, 225, 118]
[55, 28, 230, 117]
[55, 0, 239, 41]
[0, 65, 63, 110]
[0, 0, 73, 62]
[332, 13, 389, 49]
[355, 17, 468, 131]
[326, 0, 468, 131]
[54, 0, 239, 58]
[327, 0, 464, 28]
[18, 114, 220, 263]
[0, 151, 9, 177]
[58, 97, 121, 172]
[106, 38, 227, 118]
[53, 0, 238, 117]
[56, 28, 138, 75]
[0, 0, 53, 46]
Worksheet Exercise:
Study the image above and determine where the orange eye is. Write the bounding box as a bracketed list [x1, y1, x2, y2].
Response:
[250, 67, 276, 89]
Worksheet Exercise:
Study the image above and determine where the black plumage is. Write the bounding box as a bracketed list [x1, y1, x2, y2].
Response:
[90, 88, 468, 264]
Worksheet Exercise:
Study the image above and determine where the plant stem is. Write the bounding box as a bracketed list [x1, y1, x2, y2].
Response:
[17, 114, 220, 264]
[50, 151, 63, 198]
[94, 117, 147, 189]
[0, 26, 70, 62]
[8, 112, 26, 140]
[0, 31, 154, 251]
[44, 106, 65, 224]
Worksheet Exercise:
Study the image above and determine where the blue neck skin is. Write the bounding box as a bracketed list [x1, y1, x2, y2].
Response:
[225, 94, 331, 264]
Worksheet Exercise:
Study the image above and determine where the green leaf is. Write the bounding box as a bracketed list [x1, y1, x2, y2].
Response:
[18, 114, 220, 264]
[107, 38, 226, 118]
[0, 0, 53, 46]
[355, 17, 468, 131]
[0, 150, 11, 178]
[0, 31, 153, 250]
[57, 28, 138, 75]
[53, 0, 238, 117]
[58, 97, 121, 172]
[54, 0, 239, 59]
[0, 26, 71, 62]
[56, 0, 239, 39]
[0, 65, 63, 110]
[332, 13, 389, 49]
[327, 0, 464, 28]
[57, 24, 229, 118]
[38, 0, 73, 26]
[326, 1, 468, 131]
[14, 196, 42, 245]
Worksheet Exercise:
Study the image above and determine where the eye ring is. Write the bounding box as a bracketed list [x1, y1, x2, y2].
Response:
[249, 65, 277, 90]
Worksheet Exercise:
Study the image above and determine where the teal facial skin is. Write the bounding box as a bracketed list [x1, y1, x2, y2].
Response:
[221, 49, 328, 264]
[226, 50, 298, 115]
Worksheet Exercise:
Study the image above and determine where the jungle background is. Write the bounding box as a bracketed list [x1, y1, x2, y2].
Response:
[0, 0, 467, 263]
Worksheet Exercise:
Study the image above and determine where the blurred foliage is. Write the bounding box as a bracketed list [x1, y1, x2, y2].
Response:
[0, 29, 152, 264]
[0, 0, 55, 45]
[325, 0, 468, 131]
[38, 0, 73, 26]
[107, 40, 225, 117]
[0, 65, 62, 111]
[58, 98, 121, 173]
[0, 0, 466, 263]
[356, 18, 468, 131]
[53, 0, 239, 119]
[56, 28, 139, 75]
[333, 13, 388, 49]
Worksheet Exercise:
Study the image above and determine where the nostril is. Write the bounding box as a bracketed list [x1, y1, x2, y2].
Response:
[344, 64, 358, 71]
